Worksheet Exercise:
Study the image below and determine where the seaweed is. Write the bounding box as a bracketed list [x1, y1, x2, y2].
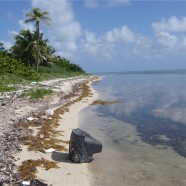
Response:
[17, 82, 93, 179]
[18, 158, 59, 180]
[91, 100, 121, 105]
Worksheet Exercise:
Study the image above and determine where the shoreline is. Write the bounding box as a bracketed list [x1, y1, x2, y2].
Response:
[35, 80, 99, 185]
[1, 76, 100, 185]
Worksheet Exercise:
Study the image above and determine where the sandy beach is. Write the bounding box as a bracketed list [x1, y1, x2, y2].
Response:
[12, 77, 100, 185]
[37, 81, 98, 185]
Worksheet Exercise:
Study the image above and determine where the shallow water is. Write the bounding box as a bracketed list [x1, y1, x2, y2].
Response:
[80, 74, 186, 186]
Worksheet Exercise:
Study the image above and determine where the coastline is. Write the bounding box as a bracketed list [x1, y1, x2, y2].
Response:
[36, 80, 99, 185]
[11, 76, 100, 185]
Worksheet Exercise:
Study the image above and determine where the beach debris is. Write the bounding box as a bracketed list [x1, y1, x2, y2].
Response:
[44, 148, 56, 153]
[30, 82, 37, 85]
[27, 117, 34, 121]
[0, 91, 21, 106]
[22, 180, 30, 185]
[39, 134, 44, 139]
[0, 123, 22, 184]
[45, 109, 54, 116]
[69, 128, 102, 163]
[41, 115, 48, 120]
[10, 91, 21, 102]
[0, 75, 100, 184]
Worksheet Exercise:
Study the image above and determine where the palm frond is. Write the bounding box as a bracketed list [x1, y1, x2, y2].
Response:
[24, 18, 36, 24]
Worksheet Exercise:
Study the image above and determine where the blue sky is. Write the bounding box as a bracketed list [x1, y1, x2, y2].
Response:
[1, 0, 186, 73]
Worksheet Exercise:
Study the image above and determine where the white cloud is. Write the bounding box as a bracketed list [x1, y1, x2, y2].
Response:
[19, 20, 35, 32]
[157, 32, 177, 48]
[54, 42, 77, 57]
[0, 40, 13, 50]
[32, 0, 81, 58]
[82, 30, 115, 59]
[107, 0, 130, 7]
[105, 26, 135, 43]
[84, 0, 130, 8]
[83, 31, 103, 54]
[182, 37, 186, 47]
[8, 30, 18, 36]
[84, 0, 99, 8]
[133, 33, 179, 59]
[84, 31, 100, 44]
[81, 26, 136, 60]
[152, 16, 186, 33]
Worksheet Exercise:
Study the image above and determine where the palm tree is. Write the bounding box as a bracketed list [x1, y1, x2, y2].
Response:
[24, 8, 51, 72]
[11, 30, 52, 67]
[11, 30, 37, 66]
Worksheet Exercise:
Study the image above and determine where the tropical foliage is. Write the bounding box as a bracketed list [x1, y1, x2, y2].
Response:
[0, 52, 40, 80]
[11, 30, 54, 67]
[21, 88, 53, 99]
[53, 56, 85, 72]
[0, 7, 86, 86]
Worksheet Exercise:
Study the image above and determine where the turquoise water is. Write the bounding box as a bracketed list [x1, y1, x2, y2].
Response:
[80, 74, 186, 186]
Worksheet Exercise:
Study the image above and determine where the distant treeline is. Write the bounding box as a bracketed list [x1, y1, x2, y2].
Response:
[97, 69, 186, 75]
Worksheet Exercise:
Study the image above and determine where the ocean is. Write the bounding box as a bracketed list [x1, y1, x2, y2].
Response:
[80, 73, 186, 186]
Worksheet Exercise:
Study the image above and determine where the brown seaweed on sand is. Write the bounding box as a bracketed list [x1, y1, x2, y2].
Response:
[18, 158, 59, 180]
[91, 99, 121, 105]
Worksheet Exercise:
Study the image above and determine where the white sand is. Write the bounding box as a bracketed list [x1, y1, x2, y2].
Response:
[15, 81, 99, 186]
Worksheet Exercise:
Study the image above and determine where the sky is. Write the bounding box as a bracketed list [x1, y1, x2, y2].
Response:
[1, 0, 186, 73]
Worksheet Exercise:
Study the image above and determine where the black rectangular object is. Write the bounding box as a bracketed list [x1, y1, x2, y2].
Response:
[69, 128, 102, 163]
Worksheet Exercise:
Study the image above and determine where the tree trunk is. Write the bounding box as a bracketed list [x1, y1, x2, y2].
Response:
[36, 21, 40, 72]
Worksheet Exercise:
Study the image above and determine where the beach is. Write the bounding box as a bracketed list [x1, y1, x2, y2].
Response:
[2, 73, 186, 186]
[0, 75, 100, 185]
[15, 81, 99, 185]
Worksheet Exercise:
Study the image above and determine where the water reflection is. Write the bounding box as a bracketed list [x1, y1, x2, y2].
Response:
[93, 74, 186, 157]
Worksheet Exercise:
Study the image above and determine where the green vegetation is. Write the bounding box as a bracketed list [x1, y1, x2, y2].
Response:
[0, 8, 86, 91]
[0, 53, 40, 80]
[21, 88, 53, 99]
[0, 74, 33, 92]
[0, 85, 16, 92]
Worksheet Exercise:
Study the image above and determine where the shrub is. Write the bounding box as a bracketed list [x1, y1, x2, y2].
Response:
[21, 88, 53, 99]
[0, 53, 40, 81]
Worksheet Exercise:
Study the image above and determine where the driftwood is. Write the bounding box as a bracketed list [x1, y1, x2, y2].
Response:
[2, 91, 22, 106]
